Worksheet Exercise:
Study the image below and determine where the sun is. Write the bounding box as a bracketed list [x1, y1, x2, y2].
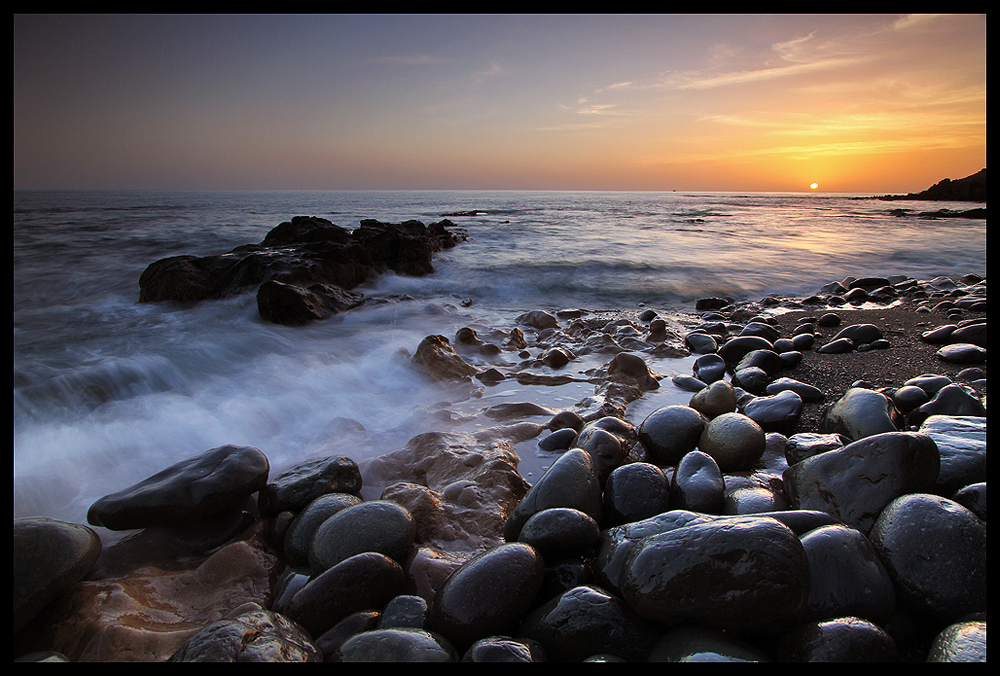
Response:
[810, 183, 819, 190]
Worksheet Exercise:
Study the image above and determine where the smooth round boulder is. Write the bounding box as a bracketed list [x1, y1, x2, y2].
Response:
[517, 507, 600, 558]
[693, 353, 727, 383]
[689, 379, 737, 418]
[776, 617, 898, 662]
[697, 412, 766, 472]
[461, 637, 546, 662]
[799, 525, 896, 624]
[602, 462, 671, 527]
[286, 552, 405, 639]
[620, 516, 810, 634]
[936, 342, 986, 364]
[258, 456, 362, 516]
[518, 584, 661, 662]
[503, 449, 602, 542]
[429, 542, 545, 650]
[684, 332, 718, 354]
[718, 335, 775, 364]
[830, 323, 882, 345]
[283, 493, 363, 567]
[820, 388, 900, 440]
[868, 493, 986, 624]
[637, 405, 708, 467]
[741, 390, 804, 435]
[766, 377, 824, 403]
[308, 500, 415, 575]
[574, 424, 627, 486]
[648, 625, 770, 662]
[671, 450, 725, 514]
[14, 517, 102, 634]
[87, 445, 270, 530]
[336, 628, 458, 662]
[783, 431, 940, 534]
[927, 621, 987, 662]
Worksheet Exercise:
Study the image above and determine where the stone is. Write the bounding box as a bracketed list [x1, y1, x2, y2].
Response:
[378, 594, 429, 630]
[620, 516, 810, 634]
[169, 608, 322, 662]
[461, 636, 546, 662]
[721, 485, 787, 515]
[765, 377, 824, 402]
[785, 432, 847, 465]
[503, 449, 602, 542]
[717, 335, 775, 364]
[684, 331, 718, 354]
[537, 427, 577, 451]
[87, 445, 270, 531]
[601, 462, 671, 527]
[820, 388, 901, 440]
[919, 415, 987, 495]
[308, 500, 416, 575]
[816, 337, 855, 354]
[336, 627, 458, 662]
[286, 551, 405, 639]
[14, 518, 103, 635]
[799, 525, 896, 624]
[697, 412, 766, 472]
[689, 379, 737, 418]
[518, 584, 661, 662]
[648, 625, 770, 662]
[908, 383, 986, 428]
[604, 352, 660, 391]
[282, 493, 363, 567]
[428, 542, 545, 650]
[671, 450, 725, 514]
[637, 405, 707, 466]
[693, 352, 727, 383]
[258, 455, 361, 516]
[731, 366, 770, 394]
[830, 323, 882, 345]
[516, 508, 600, 559]
[776, 617, 898, 662]
[952, 482, 986, 520]
[516, 309, 559, 330]
[256, 279, 365, 325]
[740, 389, 803, 435]
[783, 431, 940, 533]
[869, 493, 986, 624]
[574, 424, 627, 486]
[927, 621, 987, 662]
[936, 342, 986, 363]
[892, 385, 931, 412]
[411, 335, 480, 381]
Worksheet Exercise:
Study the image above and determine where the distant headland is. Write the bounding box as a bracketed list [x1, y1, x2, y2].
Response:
[875, 168, 986, 202]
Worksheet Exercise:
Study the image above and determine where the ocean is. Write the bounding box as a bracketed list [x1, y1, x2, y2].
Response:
[13, 189, 987, 530]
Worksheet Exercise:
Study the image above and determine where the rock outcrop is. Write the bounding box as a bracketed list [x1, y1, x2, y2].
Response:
[138, 216, 466, 325]
[877, 168, 986, 202]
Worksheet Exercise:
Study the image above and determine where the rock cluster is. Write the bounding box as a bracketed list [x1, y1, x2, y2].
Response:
[14, 273, 985, 662]
[138, 216, 466, 325]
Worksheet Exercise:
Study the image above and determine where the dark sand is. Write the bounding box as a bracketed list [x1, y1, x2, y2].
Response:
[765, 302, 986, 435]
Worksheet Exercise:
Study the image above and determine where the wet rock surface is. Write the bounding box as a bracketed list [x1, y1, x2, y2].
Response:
[14, 272, 986, 662]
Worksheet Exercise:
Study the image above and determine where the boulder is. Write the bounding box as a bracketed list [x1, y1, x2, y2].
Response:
[411, 335, 480, 382]
[169, 608, 321, 662]
[87, 445, 270, 531]
[258, 455, 362, 516]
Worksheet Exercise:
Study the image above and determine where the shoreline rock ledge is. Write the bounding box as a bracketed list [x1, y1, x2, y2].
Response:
[137, 216, 467, 325]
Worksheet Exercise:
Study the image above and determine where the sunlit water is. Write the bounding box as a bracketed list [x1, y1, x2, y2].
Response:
[13, 190, 986, 529]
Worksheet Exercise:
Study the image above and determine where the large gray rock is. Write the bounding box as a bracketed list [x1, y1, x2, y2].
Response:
[14, 518, 102, 634]
[620, 516, 810, 634]
[87, 445, 270, 531]
[820, 388, 901, 440]
[783, 431, 940, 534]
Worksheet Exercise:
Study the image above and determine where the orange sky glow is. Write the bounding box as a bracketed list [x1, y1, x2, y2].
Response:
[14, 14, 986, 193]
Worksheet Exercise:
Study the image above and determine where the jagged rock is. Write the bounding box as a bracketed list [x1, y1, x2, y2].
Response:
[411, 335, 480, 382]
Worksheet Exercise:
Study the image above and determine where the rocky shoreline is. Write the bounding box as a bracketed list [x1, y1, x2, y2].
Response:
[14, 272, 986, 662]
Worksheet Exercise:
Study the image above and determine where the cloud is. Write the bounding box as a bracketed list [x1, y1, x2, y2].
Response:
[373, 54, 450, 65]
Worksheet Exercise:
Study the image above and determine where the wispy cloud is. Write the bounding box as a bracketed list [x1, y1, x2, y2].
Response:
[373, 54, 450, 65]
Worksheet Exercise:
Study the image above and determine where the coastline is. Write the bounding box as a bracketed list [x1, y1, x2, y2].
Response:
[14, 272, 987, 662]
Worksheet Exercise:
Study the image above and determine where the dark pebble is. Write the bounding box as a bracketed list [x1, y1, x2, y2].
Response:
[776, 617, 898, 662]
[336, 628, 458, 662]
[308, 500, 416, 575]
[637, 405, 707, 466]
[517, 507, 600, 559]
[671, 450, 725, 514]
[602, 462, 671, 527]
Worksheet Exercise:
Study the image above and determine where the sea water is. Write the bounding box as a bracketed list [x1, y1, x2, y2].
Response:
[13, 189, 986, 526]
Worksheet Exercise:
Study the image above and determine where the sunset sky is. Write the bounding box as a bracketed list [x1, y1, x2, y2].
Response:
[13, 14, 986, 193]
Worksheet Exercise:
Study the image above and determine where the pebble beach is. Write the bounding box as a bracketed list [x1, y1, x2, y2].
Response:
[14, 266, 986, 662]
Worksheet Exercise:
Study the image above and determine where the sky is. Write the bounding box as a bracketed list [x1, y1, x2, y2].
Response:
[13, 13, 987, 193]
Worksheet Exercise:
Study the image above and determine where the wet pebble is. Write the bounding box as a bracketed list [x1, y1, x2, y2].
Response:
[927, 621, 987, 662]
[688, 379, 737, 418]
[647, 625, 770, 662]
[308, 500, 416, 575]
[518, 584, 660, 662]
[620, 516, 810, 634]
[692, 352, 727, 383]
[335, 627, 458, 662]
[671, 450, 725, 513]
[776, 617, 898, 662]
[936, 342, 986, 363]
[869, 493, 987, 624]
[503, 449, 603, 541]
[283, 492, 362, 567]
[740, 389, 804, 435]
[517, 507, 600, 558]
[461, 637, 546, 662]
[697, 412, 766, 472]
[601, 462, 671, 527]
[637, 405, 707, 466]
[820, 387, 901, 440]
[428, 542, 545, 650]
